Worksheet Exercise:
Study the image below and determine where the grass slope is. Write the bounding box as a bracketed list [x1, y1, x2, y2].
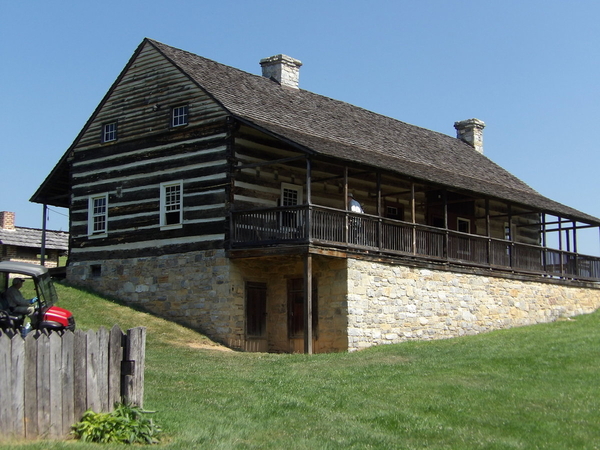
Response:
[5, 282, 600, 449]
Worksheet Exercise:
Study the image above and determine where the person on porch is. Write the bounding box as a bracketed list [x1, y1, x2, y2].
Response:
[348, 193, 364, 245]
[348, 193, 364, 213]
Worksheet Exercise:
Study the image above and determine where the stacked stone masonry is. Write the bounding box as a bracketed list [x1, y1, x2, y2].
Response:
[346, 259, 600, 351]
[67, 251, 600, 353]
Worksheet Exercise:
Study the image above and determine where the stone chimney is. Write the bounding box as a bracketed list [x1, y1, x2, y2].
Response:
[454, 118, 485, 154]
[260, 54, 302, 89]
[0, 211, 15, 230]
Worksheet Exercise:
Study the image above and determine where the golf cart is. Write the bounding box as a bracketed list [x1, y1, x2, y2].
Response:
[0, 261, 75, 334]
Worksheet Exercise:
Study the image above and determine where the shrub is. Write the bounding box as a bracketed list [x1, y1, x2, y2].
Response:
[71, 402, 162, 444]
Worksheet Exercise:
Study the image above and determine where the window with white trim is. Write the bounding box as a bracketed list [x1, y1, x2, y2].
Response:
[281, 183, 302, 207]
[88, 194, 108, 236]
[171, 105, 188, 127]
[457, 217, 471, 234]
[160, 181, 183, 228]
[280, 183, 303, 229]
[102, 122, 117, 142]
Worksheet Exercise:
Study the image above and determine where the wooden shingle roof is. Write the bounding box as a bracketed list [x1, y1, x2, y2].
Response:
[148, 39, 599, 225]
[31, 38, 600, 226]
[0, 227, 68, 251]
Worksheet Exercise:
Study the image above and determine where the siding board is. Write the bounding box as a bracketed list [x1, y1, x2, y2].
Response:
[77, 43, 228, 148]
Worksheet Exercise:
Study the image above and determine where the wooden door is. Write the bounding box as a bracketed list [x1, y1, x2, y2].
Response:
[246, 282, 267, 338]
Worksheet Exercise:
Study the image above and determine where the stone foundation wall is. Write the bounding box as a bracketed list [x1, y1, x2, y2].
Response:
[67, 250, 243, 345]
[67, 252, 600, 354]
[66, 251, 349, 352]
[346, 259, 600, 351]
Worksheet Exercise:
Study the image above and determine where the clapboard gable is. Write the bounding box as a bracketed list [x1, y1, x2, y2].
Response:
[73, 41, 228, 150]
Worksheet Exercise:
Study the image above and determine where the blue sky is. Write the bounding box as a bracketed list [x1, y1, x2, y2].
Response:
[2, 0, 599, 254]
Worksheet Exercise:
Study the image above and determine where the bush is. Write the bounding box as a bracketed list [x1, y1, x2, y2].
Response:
[71, 402, 162, 444]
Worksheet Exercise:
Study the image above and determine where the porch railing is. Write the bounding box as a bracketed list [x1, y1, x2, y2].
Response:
[231, 206, 600, 282]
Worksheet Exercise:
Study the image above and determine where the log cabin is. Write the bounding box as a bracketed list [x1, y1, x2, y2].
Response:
[31, 38, 600, 353]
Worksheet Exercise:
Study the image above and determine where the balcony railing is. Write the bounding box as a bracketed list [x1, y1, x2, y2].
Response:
[231, 205, 600, 282]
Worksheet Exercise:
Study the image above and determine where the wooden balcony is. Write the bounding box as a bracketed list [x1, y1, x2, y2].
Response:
[231, 205, 600, 282]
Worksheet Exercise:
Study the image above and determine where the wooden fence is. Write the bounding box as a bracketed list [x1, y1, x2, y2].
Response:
[0, 325, 146, 440]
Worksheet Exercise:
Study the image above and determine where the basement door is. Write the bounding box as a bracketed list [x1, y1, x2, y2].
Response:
[246, 282, 267, 339]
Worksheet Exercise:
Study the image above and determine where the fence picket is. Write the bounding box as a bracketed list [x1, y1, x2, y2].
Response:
[86, 329, 100, 413]
[123, 327, 146, 407]
[24, 333, 38, 438]
[0, 335, 11, 437]
[36, 334, 51, 437]
[49, 332, 62, 438]
[73, 329, 87, 421]
[97, 327, 109, 412]
[108, 324, 124, 408]
[60, 331, 75, 437]
[11, 335, 25, 437]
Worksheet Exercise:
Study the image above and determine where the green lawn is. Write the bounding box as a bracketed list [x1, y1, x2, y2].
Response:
[5, 282, 600, 449]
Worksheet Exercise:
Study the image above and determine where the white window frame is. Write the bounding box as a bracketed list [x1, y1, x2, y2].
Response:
[171, 105, 188, 127]
[160, 181, 183, 229]
[457, 217, 471, 234]
[280, 183, 303, 207]
[280, 183, 303, 229]
[88, 193, 108, 237]
[102, 122, 117, 143]
[456, 217, 471, 257]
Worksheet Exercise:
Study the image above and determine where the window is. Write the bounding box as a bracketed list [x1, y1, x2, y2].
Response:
[504, 222, 512, 241]
[280, 183, 303, 228]
[281, 184, 301, 207]
[160, 181, 183, 228]
[102, 122, 117, 142]
[91, 265, 102, 278]
[457, 217, 471, 234]
[88, 194, 108, 236]
[171, 105, 188, 127]
[385, 201, 405, 221]
[454, 218, 472, 258]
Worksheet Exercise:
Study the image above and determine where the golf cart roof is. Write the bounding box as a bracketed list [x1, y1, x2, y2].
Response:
[0, 261, 49, 278]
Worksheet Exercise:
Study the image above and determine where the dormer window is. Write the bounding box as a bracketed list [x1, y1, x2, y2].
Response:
[102, 122, 117, 142]
[171, 105, 188, 127]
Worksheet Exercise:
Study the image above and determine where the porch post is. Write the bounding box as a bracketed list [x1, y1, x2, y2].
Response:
[411, 183, 416, 255]
[542, 213, 547, 272]
[573, 220, 578, 278]
[507, 204, 513, 268]
[377, 172, 382, 250]
[558, 217, 564, 276]
[306, 158, 312, 241]
[40, 204, 47, 266]
[344, 167, 349, 245]
[443, 189, 448, 259]
[303, 253, 313, 355]
[485, 198, 490, 265]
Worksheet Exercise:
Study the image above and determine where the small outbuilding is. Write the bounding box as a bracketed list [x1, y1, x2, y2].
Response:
[0, 211, 68, 268]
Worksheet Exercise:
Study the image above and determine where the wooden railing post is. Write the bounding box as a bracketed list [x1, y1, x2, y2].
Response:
[122, 327, 146, 407]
